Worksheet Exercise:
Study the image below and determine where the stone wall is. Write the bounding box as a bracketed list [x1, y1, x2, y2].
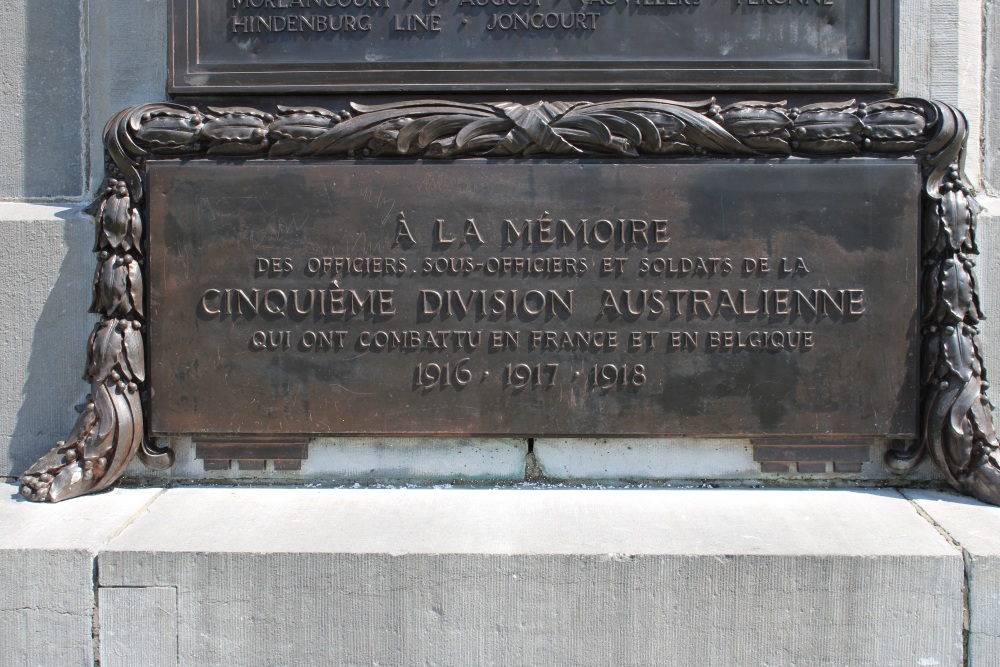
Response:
[1, 0, 998, 485]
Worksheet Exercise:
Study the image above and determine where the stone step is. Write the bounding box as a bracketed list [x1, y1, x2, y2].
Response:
[2, 484, 997, 666]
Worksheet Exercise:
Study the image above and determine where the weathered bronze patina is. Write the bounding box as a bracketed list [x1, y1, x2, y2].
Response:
[170, 0, 897, 92]
[19, 98, 1000, 508]
[148, 159, 919, 437]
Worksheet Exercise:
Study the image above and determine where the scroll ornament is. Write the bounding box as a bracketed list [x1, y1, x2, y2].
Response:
[18, 97, 1000, 505]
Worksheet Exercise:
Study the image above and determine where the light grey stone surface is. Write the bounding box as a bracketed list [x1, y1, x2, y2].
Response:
[986, 0, 1000, 196]
[904, 489, 1000, 667]
[0, 204, 97, 478]
[953, 0, 985, 188]
[99, 587, 178, 667]
[100, 488, 963, 666]
[87, 0, 169, 193]
[0, 2, 85, 199]
[0, 484, 162, 667]
[899, 0, 983, 185]
[898, 0, 935, 99]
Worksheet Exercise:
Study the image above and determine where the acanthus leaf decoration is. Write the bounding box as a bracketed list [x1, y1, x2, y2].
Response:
[19, 97, 1000, 505]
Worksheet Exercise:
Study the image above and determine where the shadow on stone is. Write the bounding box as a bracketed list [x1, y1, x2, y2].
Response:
[8, 212, 95, 477]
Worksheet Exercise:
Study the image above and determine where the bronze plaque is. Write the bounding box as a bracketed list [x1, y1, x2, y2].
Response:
[148, 159, 918, 437]
[169, 0, 896, 92]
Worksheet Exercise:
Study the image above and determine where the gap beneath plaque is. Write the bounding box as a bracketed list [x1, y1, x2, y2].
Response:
[195, 436, 309, 472]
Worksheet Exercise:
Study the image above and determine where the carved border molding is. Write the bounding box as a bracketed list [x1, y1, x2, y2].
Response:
[18, 97, 1000, 505]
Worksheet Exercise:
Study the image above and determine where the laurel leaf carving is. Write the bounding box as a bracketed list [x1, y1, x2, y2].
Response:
[940, 260, 975, 323]
[102, 191, 131, 249]
[123, 324, 145, 383]
[864, 109, 926, 140]
[86, 319, 123, 383]
[128, 259, 144, 318]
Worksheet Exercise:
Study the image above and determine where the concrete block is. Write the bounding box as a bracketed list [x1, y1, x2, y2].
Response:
[904, 489, 1000, 667]
[0, 204, 97, 478]
[0, 484, 163, 667]
[986, 0, 1000, 196]
[123, 437, 528, 482]
[99, 587, 178, 667]
[88, 0, 169, 193]
[101, 488, 963, 666]
[305, 437, 527, 480]
[0, 2, 85, 199]
[533, 438, 758, 479]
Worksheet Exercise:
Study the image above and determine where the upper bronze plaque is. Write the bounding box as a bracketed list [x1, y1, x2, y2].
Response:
[170, 0, 896, 93]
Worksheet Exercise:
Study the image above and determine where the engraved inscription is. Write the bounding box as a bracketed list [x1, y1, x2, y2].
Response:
[223, 0, 854, 38]
[222, 0, 838, 47]
[148, 160, 919, 437]
[170, 0, 895, 91]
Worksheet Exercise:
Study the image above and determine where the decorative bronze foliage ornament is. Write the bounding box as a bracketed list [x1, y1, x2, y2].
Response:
[18, 97, 1000, 505]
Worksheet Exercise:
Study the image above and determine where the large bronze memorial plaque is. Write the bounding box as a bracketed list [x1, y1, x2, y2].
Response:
[21, 97, 1000, 504]
[148, 158, 918, 437]
[170, 0, 896, 92]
